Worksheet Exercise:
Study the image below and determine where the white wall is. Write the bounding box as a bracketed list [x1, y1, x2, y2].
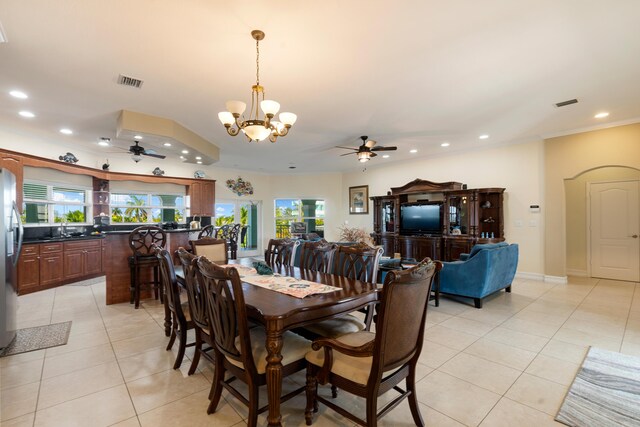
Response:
[341, 141, 545, 275]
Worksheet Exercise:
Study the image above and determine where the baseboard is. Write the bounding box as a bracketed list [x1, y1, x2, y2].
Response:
[566, 269, 588, 277]
[544, 275, 568, 284]
[515, 272, 544, 281]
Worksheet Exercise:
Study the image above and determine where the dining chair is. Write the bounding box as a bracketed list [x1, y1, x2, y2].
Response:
[197, 224, 215, 239]
[196, 256, 312, 427]
[296, 241, 366, 341]
[176, 247, 215, 376]
[154, 246, 195, 370]
[215, 223, 242, 259]
[298, 240, 335, 272]
[304, 258, 442, 427]
[128, 225, 167, 309]
[264, 238, 301, 269]
[332, 243, 384, 330]
[190, 238, 228, 264]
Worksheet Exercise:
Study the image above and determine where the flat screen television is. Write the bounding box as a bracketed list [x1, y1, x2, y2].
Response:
[400, 202, 443, 235]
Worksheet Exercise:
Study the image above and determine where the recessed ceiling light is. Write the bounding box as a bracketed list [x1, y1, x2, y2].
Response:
[479, 134, 489, 140]
[98, 139, 110, 147]
[179, 156, 185, 160]
[195, 156, 202, 160]
[134, 135, 143, 140]
[594, 112, 609, 119]
[441, 142, 450, 147]
[9, 90, 28, 99]
[181, 150, 189, 154]
[196, 161, 203, 165]
[59, 128, 73, 135]
[163, 142, 172, 147]
[409, 149, 418, 153]
[382, 154, 390, 158]
[18, 111, 35, 118]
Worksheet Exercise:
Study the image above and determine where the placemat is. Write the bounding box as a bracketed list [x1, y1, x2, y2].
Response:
[242, 274, 341, 298]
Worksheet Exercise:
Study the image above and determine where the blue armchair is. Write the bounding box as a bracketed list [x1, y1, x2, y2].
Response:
[439, 242, 518, 308]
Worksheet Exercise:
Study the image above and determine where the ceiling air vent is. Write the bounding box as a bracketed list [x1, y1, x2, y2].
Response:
[117, 74, 143, 89]
[554, 99, 578, 108]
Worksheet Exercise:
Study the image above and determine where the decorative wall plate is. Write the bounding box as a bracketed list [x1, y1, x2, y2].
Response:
[226, 176, 254, 196]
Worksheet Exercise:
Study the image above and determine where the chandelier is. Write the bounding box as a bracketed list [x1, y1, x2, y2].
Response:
[218, 30, 297, 143]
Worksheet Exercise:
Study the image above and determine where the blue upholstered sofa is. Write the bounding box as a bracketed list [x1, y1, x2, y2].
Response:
[439, 242, 519, 308]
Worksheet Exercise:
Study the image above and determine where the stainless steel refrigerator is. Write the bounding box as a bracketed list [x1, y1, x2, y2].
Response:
[1, 168, 23, 350]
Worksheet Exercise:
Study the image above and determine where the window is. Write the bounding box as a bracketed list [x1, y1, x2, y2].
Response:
[110, 193, 185, 224]
[22, 182, 90, 224]
[275, 199, 324, 238]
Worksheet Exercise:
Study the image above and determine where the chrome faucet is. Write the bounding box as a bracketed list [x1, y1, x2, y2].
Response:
[60, 221, 68, 237]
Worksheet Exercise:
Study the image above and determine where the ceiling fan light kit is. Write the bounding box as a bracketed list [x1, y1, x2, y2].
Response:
[338, 135, 397, 162]
[128, 140, 166, 163]
[218, 30, 297, 143]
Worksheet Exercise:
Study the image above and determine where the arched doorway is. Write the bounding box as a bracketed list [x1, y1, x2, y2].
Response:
[565, 166, 640, 281]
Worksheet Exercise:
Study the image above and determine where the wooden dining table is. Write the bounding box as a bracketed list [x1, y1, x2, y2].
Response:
[175, 258, 381, 427]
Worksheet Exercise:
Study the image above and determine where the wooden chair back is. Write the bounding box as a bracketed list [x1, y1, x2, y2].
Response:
[265, 238, 300, 268]
[333, 243, 383, 284]
[196, 256, 258, 376]
[177, 248, 208, 332]
[198, 224, 215, 238]
[129, 226, 166, 257]
[190, 238, 228, 264]
[215, 224, 233, 240]
[372, 259, 441, 377]
[154, 246, 183, 323]
[299, 240, 335, 273]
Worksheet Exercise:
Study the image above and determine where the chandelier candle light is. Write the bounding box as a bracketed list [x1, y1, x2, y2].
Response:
[218, 30, 297, 143]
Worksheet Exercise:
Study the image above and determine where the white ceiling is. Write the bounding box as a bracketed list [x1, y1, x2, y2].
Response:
[1, 0, 639, 173]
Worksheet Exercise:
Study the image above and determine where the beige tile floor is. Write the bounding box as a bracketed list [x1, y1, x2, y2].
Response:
[1, 275, 639, 426]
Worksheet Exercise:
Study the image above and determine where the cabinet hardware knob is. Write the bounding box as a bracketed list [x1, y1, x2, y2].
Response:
[631, 234, 639, 239]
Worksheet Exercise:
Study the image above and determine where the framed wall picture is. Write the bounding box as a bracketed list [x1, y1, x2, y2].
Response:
[349, 185, 369, 214]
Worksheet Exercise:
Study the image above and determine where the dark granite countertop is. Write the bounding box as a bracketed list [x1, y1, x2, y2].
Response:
[23, 234, 106, 244]
[103, 228, 201, 235]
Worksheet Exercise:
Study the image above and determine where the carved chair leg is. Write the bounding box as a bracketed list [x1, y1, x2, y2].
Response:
[166, 314, 176, 351]
[207, 353, 225, 414]
[247, 384, 259, 427]
[331, 384, 338, 398]
[365, 391, 378, 427]
[407, 365, 425, 427]
[129, 263, 135, 305]
[172, 322, 187, 369]
[134, 266, 141, 309]
[188, 329, 202, 375]
[305, 364, 318, 426]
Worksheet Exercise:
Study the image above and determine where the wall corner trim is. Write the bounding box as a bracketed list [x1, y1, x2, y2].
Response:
[565, 269, 588, 277]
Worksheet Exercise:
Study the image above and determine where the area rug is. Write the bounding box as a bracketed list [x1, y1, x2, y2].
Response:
[0, 321, 72, 357]
[555, 346, 640, 427]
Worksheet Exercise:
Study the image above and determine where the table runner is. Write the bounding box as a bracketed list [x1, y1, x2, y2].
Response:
[218, 264, 258, 277]
[241, 274, 341, 298]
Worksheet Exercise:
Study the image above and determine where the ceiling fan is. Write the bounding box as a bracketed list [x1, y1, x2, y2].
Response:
[336, 135, 397, 162]
[127, 141, 166, 163]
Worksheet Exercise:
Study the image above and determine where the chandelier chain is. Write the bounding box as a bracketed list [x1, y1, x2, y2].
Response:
[256, 38, 260, 86]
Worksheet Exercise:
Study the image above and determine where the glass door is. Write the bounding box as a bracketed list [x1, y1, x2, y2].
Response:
[215, 200, 261, 257]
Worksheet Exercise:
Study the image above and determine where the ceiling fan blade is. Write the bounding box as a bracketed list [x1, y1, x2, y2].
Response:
[371, 146, 397, 151]
[340, 152, 357, 156]
[365, 139, 377, 148]
[142, 152, 166, 159]
[335, 146, 358, 151]
[370, 152, 378, 158]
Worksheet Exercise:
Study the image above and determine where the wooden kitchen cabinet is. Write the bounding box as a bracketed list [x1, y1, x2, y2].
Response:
[18, 238, 104, 295]
[189, 180, 215, 216]
[64, 240, 102, 280]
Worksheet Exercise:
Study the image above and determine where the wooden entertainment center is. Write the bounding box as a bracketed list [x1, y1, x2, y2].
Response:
[370, 179, 505, 262]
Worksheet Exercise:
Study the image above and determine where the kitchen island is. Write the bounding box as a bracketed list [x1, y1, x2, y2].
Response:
[104, 228, 201, 305]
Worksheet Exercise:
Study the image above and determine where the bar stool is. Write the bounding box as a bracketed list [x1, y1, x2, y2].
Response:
[128, 225, 167, 309]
